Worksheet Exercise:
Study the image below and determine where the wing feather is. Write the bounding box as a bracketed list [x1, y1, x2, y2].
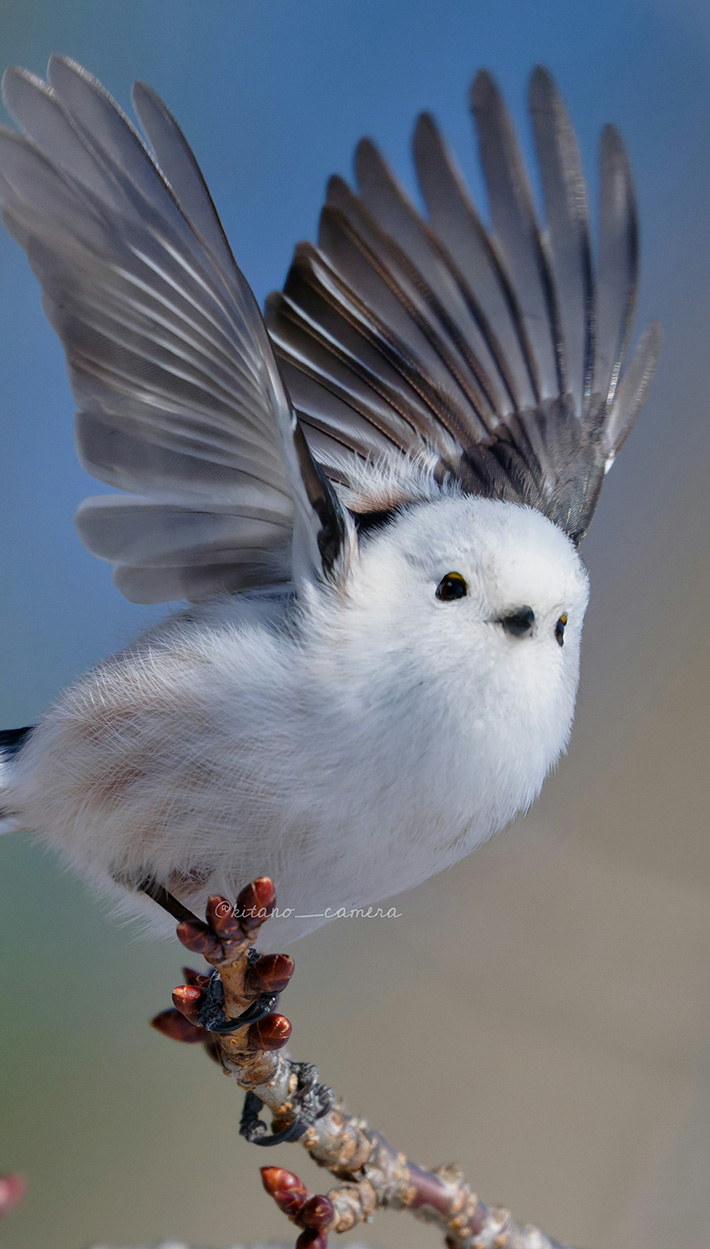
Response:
[594, 124, 638, 409]
[352, 140, 503, 422]
[131, 80, 239, 280]
[604, 321, 662, 459]
[0, 58, 351, 599]
[528, 66, 594, 414]
[268, 243, 464, 460]
[269, 66, 659, 541]
[3, 60, 658, 564]
[470, 69, 563, 401]
[413, 111, 538, 412]
[76, 496, 289, 567]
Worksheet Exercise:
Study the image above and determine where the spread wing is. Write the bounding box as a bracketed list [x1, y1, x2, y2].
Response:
[267, 66, 660, 544]
[0, 56, 351, 603]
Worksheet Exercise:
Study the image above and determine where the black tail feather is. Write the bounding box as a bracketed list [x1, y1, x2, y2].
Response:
[0, 726, 35, 758]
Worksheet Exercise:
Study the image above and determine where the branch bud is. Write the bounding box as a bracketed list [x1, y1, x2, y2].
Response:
[206, 894, 242, 941]
[295, 1231, 328, 1248]
[150, 1008, 205, 1043]
[248, 1012, 292, 1051]
[176, 919, 221, 958]
[260, 1166, 308, 1216]
[172, 984, 203, 1024]
[246, 952, 294, 995]
[299, 1194, 335, 1230]
[236, 876, 276, 931]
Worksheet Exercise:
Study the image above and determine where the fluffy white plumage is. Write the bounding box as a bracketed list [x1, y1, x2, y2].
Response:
[5, 494, 588, 942]
[0, 60, 656, 943]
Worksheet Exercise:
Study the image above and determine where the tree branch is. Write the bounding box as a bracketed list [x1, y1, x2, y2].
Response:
[150, 879, 572, 1249]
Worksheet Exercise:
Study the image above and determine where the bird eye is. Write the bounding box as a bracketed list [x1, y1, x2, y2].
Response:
[555, 613, 568, 647]
[500, 606, 535, 638]
[436, 571, 468, 601]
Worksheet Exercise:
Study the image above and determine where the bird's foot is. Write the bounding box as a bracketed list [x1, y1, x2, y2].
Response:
[240, 1060, 334, 1148]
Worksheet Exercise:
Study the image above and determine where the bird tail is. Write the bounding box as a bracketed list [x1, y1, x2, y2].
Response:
[0, 726, 33, 832]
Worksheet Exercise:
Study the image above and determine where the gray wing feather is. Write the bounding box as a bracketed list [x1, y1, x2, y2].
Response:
[604, 321, 662, 458]
[267, 240, 464, 462]
[113, 560, 286, 604]
[75, 411, 290, 502]
[76, 496, 289, 566]
[353, 138, 504, 423]
[594, 124, 638, 409]
[413, 111, 538, 413]
[268, 66, 659, 542]
[0, 57, 350, 601]
[316, 198, 485, 441]
[470, 69, 562, 402]
[528, 66, 593, 414]
[131, 80, 238, 279]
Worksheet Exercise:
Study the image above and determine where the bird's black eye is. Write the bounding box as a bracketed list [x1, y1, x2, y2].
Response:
[500, 606, 535, 638]
[436, 571, 468, 601]
[555, 613, 568, 647]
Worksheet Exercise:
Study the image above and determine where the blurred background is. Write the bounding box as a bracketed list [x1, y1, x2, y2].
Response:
[1, 1, 709, 1246]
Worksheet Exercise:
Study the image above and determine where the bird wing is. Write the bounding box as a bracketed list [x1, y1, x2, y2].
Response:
[0, 57, 352, 603]
[267, 66, 660, 544]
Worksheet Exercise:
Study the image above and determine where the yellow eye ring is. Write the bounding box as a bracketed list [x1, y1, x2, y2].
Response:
[436, 571, 468, 601]
[555, 613, 568, 647]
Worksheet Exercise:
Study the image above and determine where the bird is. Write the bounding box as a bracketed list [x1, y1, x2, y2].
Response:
[0, 57, 659, 945]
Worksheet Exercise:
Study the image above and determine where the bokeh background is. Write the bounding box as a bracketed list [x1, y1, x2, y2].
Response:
[1, 1, 710, 1246]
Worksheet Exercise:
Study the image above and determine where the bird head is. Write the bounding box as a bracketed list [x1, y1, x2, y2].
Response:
[317, 494, 590, 811]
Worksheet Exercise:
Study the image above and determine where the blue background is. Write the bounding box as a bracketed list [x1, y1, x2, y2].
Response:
[1, 3, 710, 1248]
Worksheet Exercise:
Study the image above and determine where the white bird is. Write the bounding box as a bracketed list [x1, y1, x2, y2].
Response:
[0, 58, 659, 945]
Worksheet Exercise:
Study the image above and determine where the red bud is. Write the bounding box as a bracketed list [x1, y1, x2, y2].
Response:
[176, 919, 221, 958]
[206, 894, 242, 941]
[236, 876, 276, 931]
[261, 1166, 308, 1216]
[295, 1231, 328, 1249]
[299, 1194, 335, 1230]
[172, 983, 203, 1024]
[150, 1007, 206, 1043]
[247, 952, 294, 994]
[248, 1012, 292, 1051]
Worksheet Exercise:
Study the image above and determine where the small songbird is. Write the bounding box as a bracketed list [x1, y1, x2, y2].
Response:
[0, 58, 659, 944]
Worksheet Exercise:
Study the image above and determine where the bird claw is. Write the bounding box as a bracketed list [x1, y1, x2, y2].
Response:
[240, 1060, 334, 1147]
[194, 968, 280, 1035]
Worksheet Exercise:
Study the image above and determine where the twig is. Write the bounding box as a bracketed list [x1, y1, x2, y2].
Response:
[152, 879, 573, 1249]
